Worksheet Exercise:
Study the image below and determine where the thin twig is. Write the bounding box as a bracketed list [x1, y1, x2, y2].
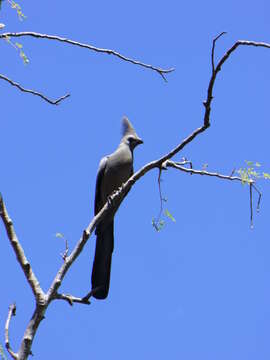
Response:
[250, 183, 253, 229]
[60, 238, 69, 261]
[211, 32, 227, 73]
[0, 32, 174, 80]
[152, 168, 165, 231]
[204, 38, 270, 127]
[0, 74, 70, 105]
[173, 158, 192, 168]
[5, 304, 18, 360]
[157, 168, 163, 217]
[54, 293, 91, 306]
[164, 161, 263, 228]
[252, 183, 262, 213]
[164, 161, 245, 182]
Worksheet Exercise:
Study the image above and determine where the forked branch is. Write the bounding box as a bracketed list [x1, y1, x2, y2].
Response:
[164, 160, 262, 227]
[5, 304, 18, 360]
[0, 74, 70, 105]
[1, 34, 270, 360]
[0, 194, 46, 304]
[0, 31, 174, 81]
[0, 32, 173, 103]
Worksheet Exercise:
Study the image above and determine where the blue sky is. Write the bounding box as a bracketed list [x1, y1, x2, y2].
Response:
[1, 1, 270, 359]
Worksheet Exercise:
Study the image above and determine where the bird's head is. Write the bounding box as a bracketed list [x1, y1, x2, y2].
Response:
[121, 116, 143, 150]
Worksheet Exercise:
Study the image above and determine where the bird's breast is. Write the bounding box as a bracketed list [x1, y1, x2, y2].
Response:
[101, 149, 133, 201]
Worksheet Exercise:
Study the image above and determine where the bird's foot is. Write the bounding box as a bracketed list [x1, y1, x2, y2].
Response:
[114, 185, 124, 195]
[108, 185, 124, 206]
[107, 194, 116, 207]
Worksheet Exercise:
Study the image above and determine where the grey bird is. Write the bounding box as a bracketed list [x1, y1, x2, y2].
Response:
[91, 117, 143, 299]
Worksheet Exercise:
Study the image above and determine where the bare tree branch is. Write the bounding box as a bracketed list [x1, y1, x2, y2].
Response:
[204, 38, 270, 127]
[164, 161, 262, 227]
[164, 161, 245, 183]
[1, 34, 270, 359]
[250, 183, 253, 228]
[0, 32, 175, 80]
[0, 73, 70, 105]
[248, 183, 262, 229]
[54, 293, 91, 306]
[253, 184, 262, 212]
[211, 32, 227, 73]
[5, 304, 18, 360]
[0, 194, 46, 304]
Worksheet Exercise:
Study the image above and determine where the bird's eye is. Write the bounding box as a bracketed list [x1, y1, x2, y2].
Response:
[127, 136, 135, 143]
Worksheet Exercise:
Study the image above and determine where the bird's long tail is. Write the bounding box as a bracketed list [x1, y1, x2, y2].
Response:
[91, 221, 114, 299]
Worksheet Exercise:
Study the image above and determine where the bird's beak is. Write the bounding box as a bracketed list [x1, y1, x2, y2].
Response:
[136, 138, 143, 145]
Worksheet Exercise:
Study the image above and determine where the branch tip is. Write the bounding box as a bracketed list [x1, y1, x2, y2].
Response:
[5, 303, 18, 359]
[211, 31, 227, 76]
[0, 31, 173, 80]
[213, 31, 227, 43]
[54, 293, 91, 305]
[0, 73, 70, 105]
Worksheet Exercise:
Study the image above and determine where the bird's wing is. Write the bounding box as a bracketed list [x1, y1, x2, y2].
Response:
[94, 156, 108, 215]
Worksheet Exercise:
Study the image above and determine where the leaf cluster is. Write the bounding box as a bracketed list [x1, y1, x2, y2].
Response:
[7, 0, 26, 20]
[237, 161, 270, 184]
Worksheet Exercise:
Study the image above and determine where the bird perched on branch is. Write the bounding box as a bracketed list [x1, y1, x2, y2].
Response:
[91, 117, 143, 299]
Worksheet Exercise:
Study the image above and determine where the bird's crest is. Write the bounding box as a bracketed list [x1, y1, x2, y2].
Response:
[122, 116, 137, 138]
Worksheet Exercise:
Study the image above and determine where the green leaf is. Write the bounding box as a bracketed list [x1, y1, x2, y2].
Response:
[237, 160, 270, 184]
[55, 232, 64, 239]
[5, 37, 30, 64]
[8, 1, 26, 20]
[19, 49, 30, 64]
[248, 169, 260, 178]
[245, 160, 253, 167]
[263, 172, 270, 179]
[0, 345, 7, 360]
[237, 168, 249, 184]
[164, 209, 176, 222]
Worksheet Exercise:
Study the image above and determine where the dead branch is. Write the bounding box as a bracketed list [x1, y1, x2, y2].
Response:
[253, 184, 262, 212]
[164, 161, 262, 227]
[152, 168, 165, 231]
[164, 161, 245, 182]
[204, 35, 270, 127]
[60, 238, 69, 261]
[211, 32, 227, 73]
[54, 293, 91, 306]
[5, 304, 18, 360]
[0, 73, 70, 105]
[0, 32, 174, 80]
[1, 34, 270, 359]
